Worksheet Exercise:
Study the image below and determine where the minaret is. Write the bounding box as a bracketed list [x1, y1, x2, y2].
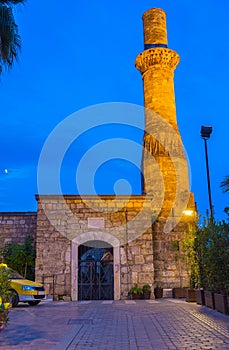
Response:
[136, 8, 180, 128]
[136, 8, 189, 220]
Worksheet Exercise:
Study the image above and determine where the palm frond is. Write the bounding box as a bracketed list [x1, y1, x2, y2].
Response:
[0, 5, 21, 70]
[220, 176, 229, 193]
[0, 1, 25, 5]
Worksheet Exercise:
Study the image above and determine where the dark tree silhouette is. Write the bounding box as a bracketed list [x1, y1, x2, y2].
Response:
[0, 0, 25, 73]
[221, 176, 229, 193]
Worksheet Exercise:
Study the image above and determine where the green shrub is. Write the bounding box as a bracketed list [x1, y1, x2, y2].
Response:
[142, 284, 151, 291]
[129, 284, 143, 295]
[0, 264, 12, 327]
[0, 237, 35, 280]
[194, 219, 229, 294]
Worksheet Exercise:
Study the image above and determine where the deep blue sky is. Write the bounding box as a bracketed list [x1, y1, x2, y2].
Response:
[0, 0, 229, 220]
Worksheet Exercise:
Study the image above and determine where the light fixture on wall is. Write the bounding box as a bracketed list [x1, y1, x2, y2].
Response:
[183, 209, 194, 216]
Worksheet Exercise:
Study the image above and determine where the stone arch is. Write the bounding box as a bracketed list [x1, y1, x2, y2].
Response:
[71, 232, 120, 300]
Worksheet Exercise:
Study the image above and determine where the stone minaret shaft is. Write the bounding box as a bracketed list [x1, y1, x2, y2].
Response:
[136, 8, 180, 128]
[136, 8, 186, 216]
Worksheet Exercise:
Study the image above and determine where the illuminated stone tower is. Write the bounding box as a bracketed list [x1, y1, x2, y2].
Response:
[136, 8, 195, 287]
[136, 8, 179, 128]
[136, 8, 190, 221]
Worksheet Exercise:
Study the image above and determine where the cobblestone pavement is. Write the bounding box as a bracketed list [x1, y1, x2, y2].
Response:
[0, 299, 228, 350]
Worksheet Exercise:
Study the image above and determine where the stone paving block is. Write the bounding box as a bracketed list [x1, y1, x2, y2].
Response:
[0, 300, 228, 349]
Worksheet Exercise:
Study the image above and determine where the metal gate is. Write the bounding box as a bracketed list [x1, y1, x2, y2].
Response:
[78, 259, 114, 300]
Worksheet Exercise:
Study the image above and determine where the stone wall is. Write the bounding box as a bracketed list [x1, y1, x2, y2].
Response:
[120, 230, 154, 297]
[153, 193, 196, 289]
[35, 195, 155, 299]
[0, 212, 37, 249]
[153, 219, 190, 289]
[35, 194, 195, 299]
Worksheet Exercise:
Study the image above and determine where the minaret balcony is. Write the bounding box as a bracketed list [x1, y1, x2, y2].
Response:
[135, 47, 180, 74]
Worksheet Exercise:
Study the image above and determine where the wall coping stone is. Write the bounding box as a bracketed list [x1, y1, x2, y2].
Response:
[0, 212, 37, 216]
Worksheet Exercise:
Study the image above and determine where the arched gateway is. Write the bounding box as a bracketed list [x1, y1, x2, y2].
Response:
[71, 233, 121, 301]
[78, 241, 114, 300]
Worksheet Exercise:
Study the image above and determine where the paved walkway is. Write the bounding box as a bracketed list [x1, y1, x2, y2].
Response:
[0, 299, 228, 349]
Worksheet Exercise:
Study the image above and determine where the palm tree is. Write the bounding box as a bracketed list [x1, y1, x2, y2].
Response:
[0, 0, 25, 73]
[221, 176, 229, 193]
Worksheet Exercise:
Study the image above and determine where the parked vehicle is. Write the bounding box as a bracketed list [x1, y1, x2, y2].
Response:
[7, 266, 46, 307]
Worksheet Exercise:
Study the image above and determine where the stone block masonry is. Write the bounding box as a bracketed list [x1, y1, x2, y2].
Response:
[0, 212, 37, 249]
[36, 195, 156, 299]
[35, 194, 194, 300]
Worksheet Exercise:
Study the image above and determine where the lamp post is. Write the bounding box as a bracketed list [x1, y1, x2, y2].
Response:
[200, 126, 213, 220]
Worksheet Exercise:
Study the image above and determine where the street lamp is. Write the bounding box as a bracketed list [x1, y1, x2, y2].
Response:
[200, 126, 213, 220]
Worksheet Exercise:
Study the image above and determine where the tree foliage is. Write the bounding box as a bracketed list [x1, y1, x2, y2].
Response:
[0, 237, 36, 280]
[182, 226, 200, 289]
[0, 264, 13, 326]
[0, 264, 12, 304]
[221, 176, 229, 193]
[0, 0, 25, 73]
[194, 219, 229, 294]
